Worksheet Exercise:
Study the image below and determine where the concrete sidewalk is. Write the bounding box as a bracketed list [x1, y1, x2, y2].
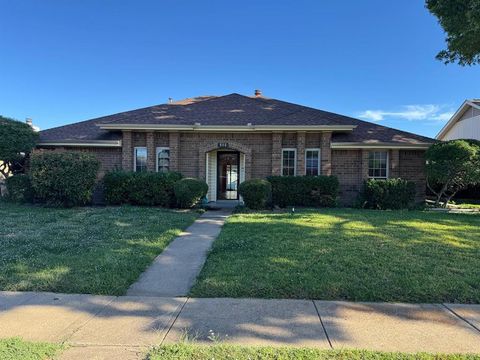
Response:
[126, 210, 231, 297]
[0, 291, 479, 359]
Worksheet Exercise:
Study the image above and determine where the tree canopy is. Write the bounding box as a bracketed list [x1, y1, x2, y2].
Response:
[0, 116, 39, 178]
[426, 0, 480, 65]
[425, 139, 480, 206]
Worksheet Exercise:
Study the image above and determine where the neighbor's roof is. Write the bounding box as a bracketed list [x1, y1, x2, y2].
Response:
[39, 93, 434, 146]
[436, 99, 480, 140]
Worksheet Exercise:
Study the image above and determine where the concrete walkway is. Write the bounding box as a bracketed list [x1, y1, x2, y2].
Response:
[0, 291, 479, 359]
[126, 209, 231, 297]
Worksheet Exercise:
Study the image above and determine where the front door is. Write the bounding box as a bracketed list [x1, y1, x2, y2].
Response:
[217, 151, 240, 200]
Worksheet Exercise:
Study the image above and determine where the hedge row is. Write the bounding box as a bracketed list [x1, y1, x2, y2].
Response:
[103, 171, 182, 207]
[360, 178, 416, 210]
[103, 171, 208, 208]
[267, 175, 339, 208]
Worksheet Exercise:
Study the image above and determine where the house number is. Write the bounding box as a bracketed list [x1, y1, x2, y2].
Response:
[218, 142, 229, 148]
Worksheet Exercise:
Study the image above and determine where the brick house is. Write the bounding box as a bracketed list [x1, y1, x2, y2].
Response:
[38, 92, 434, 205]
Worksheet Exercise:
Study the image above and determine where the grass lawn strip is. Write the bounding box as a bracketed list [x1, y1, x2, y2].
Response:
[0, 204, 198, 295]
[0, 337, 63, 360]
[148, 343, 480, 360]
[191, 209, 480, 303]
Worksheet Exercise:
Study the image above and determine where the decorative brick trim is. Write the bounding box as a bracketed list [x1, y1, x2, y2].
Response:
[361, 149, 370, 180]
[271, 132, 282, 175]
[198, 140, 253, 181]
[296, 132, 306, 176]
[122, 131, 133, 171]
[169, 132, 180, 171]
[321, 132, 332, 175]
[146, 132, 155, 171]
[389, 149, 400, 178]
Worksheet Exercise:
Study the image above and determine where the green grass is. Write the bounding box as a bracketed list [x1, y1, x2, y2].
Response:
[148, 343, 480, 360]
[0, 203, 198, 295]
[0, 338, 62, 360]
[190, 209, 480, 303]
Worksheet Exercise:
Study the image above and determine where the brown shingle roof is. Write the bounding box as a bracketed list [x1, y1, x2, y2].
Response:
[39, 93, 434, 144]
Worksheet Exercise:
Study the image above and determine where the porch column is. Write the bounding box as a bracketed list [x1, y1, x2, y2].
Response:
[271, 132, 282, 175]
[320, 132, 332, 175]
[169, 132, 180, 171]
[146, 132, 155, 171]
[122, 131, 133, 171]
[389, 149, 400, 178]
[296, 131, 306, 176]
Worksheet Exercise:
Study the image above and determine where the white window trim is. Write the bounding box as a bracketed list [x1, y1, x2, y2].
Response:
[133, 146, 147, 172]
[305, 148, 321, 176]
[281, 148, 297, 176]
[368, 150, 389, 179]
[156, 147, 170, 172]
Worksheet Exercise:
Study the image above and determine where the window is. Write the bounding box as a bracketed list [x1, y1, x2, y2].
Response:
[305, 148, 320, 176]
[282, 149, 296, 176]
[156, 147, 170, 173]
[368, 151, 388, 179]
[134, 147, 147, 172]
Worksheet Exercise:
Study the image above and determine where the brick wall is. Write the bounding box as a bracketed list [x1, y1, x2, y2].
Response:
[399, 150, 427, 202]
[41, 132, 427, 206]
[332, 149, 363, 205]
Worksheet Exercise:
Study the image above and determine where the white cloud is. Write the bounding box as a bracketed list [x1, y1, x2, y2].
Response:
[358, 104, 454, 123]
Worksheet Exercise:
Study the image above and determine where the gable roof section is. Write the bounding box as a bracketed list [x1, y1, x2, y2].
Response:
[436, 100, 480, 140]
[39, 93, 434, 147]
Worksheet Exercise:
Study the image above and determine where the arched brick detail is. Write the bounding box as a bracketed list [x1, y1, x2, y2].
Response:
[198, 141, 252, 180]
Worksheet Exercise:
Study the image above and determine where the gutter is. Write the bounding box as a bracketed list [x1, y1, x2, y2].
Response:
[37, 140, 122, 148]
[331, 142, 432, 150]
[97, 124, 357, 132]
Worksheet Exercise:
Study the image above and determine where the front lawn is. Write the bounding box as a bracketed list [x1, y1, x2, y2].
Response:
[0, 338, 62, 360]
[0, 204, 197, 295]
[190, 209, 480, 303]
[148, 343, 480, 360]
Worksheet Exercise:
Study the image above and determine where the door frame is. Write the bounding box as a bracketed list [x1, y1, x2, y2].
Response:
[216, 151, 240, 200]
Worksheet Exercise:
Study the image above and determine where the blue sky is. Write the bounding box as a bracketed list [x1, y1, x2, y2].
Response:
[1, 1, 479, 138]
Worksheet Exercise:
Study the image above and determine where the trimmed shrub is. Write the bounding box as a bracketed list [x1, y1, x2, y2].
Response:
[267, 176, 339, 208]
[174, 177, 208, 209]
[238, 179, 271, 209]
[5, 174, 34, 203]
[361, 178, 416, 210]
[103, 170, 182, 206]
[103, 170, 133, 205]
[30, 152, 100, 207]
[129, 172, 182, 206]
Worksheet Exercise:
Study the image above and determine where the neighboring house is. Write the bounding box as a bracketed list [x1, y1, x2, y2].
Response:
[436, 99, 480, 141]
[37, 92, 434, 205]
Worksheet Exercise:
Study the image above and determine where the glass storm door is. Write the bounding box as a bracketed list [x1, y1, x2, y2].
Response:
[217, 152, 239, 200]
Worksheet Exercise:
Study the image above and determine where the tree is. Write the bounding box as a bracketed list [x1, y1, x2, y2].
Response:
[425, 140, 480, 207]
[0, 116, 39, 178]
[426, 0, 480, 66]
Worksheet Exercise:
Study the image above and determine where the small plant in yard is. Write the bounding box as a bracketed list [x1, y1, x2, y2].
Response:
[238, 179, 271, 209]
[174, 177, 208, 209]
[30, 151, 100, 207]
